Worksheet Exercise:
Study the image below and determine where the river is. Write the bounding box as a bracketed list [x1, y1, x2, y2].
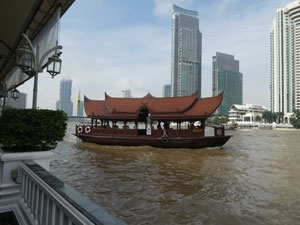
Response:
[50, 122, 300, 225]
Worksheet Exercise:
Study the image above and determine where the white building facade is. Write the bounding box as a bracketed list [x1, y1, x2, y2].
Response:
[270, 0, 300, 122]
[228, 104, 269, 123]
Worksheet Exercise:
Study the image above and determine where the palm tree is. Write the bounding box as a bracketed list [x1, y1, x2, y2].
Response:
[277, 112, 284, 123]
[262, 111, 273, 123]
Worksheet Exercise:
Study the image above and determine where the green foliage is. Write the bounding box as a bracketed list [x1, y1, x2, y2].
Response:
[0, 108, 67, 152]
[290, 110, 300, 128]
[209, 115, 228, 125]
[212, 116, 222, 125]
[255, 115, 262, 122]
[262, 111, 284, 123]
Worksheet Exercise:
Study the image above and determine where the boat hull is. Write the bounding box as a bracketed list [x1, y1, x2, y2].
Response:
[74, 134, 231, 149]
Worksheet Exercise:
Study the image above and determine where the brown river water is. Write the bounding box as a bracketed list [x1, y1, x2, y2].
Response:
[50, 122, 300, 225]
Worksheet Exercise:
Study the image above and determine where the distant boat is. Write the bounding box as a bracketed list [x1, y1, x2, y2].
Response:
[75, 92, 231, 149]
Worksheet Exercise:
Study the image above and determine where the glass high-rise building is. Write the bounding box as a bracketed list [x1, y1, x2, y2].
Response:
[171, 5, 202, 98]
[163, 84, 171, 97]
[212, 52, 243, 115]
[270, 1, 300, 122]
[56, 78, 73, 116]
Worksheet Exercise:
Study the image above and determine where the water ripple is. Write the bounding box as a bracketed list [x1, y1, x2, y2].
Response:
[50, 123, 300, 225]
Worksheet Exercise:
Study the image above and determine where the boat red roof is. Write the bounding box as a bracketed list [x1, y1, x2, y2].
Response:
[84, 92, 223, 121]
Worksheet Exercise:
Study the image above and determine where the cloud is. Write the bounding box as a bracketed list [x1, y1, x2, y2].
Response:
[59, 23, 171, 103]
[20, 21, 171, 109]
[214, 0, 240, 12]
[153, 0, 193, 18]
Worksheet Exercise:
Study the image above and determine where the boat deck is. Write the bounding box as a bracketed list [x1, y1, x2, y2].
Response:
[75, 125, 230, 149]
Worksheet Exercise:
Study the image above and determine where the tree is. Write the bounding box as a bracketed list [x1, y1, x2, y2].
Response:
[277, 112, 284, 123]
[255, 115, 262, 122]
[262, 111, 283, 123]
[262, 111, 273, 123]
[209, 115, 228, 125]
[212, 116, 222, 125]
[290, 110, 300, 128]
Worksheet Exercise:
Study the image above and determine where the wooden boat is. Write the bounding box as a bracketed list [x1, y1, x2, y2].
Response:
[75, 92, 231, 149]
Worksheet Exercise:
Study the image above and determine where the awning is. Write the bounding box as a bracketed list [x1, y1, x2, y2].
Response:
[0, 0, 75, 96]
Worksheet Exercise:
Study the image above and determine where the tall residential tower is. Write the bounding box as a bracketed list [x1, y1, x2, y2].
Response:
[56, 78, 73, 116]
[212, 52, 243, 115]
[171, 5, 202, 98]
[270, 0, 300, 122]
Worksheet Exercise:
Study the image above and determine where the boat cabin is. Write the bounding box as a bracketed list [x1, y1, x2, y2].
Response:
[76, 92, 225, 139]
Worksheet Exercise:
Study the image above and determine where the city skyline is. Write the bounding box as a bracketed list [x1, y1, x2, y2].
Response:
[18, 0, 293, 111]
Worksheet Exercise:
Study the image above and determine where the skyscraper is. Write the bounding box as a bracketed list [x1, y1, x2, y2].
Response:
[171, 5, 202, 98]
[270, 0, 300, 122]
[163, 84, 171, 97]
[56, 78, 73, 116]
[212, 52, 243, 115]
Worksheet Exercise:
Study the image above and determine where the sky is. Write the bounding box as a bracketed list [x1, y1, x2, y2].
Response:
[18, 0, 294, 112]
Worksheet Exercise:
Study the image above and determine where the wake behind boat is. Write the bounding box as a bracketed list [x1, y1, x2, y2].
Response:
[74, 92, 231, 149]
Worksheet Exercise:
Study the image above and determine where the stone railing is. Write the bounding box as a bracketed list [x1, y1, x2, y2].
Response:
[0, 152, 126, 225]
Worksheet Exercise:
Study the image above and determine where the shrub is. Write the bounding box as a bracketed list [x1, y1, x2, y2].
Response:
[0, 108, 67, 152]
[290, 110, 300, 128]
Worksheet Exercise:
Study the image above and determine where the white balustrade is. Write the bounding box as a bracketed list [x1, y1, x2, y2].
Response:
[17, 160, 125, 225]
[0, 151, 125, 225]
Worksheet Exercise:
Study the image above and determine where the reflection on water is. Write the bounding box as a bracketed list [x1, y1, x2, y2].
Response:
[50, 123, 300, 224]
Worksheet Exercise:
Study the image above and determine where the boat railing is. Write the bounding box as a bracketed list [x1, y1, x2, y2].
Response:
[165, 128, 204, 137]
[14, 160, 126, 225]
[76, 124, 206, 138]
